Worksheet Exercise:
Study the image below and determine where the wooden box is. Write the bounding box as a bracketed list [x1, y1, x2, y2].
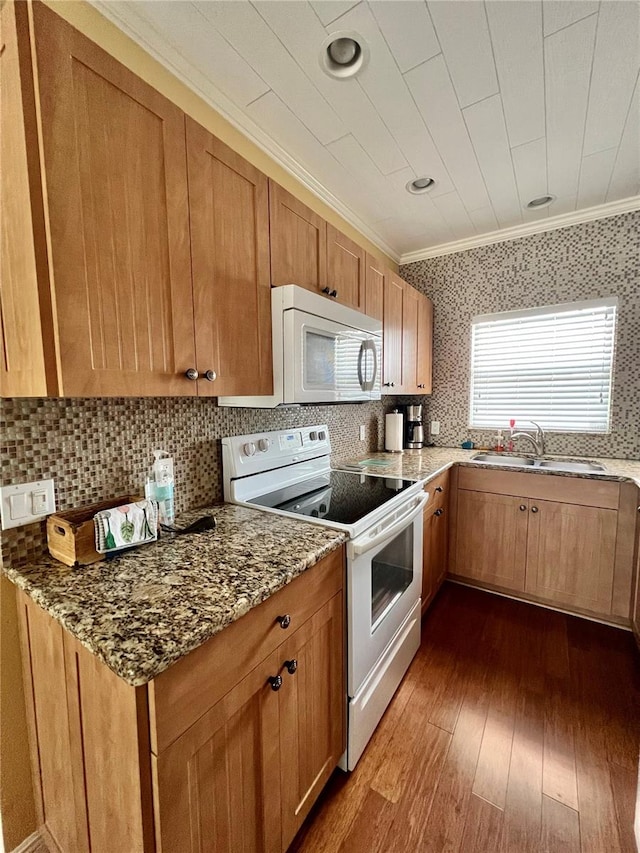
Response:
[47, 495, 142, 567]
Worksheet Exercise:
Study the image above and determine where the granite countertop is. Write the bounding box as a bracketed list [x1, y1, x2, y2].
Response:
[339, 447, 640, 488]
[4, 504, 347, 687]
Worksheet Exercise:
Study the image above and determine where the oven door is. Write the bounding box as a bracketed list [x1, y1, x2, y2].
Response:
[283, 308, 381, 403]
[346, 491, 427, 697]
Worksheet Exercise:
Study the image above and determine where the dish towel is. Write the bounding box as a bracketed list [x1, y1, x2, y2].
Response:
[94, 500, 158, 554]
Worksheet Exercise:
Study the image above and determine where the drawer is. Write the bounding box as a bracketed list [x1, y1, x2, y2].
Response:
[457, 466, 619, 509]
[424, 469, 450, 512]
[148, 545, 344, 753]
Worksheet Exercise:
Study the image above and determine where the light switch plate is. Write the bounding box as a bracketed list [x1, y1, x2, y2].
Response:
[1, 479, 56, 530]
[359, 425, 366, 441]
[430, 421, 440, 435]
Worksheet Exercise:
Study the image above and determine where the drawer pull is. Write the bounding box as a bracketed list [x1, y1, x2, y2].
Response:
[204, 370, 217, 382]
[268, 675, 283, 692]
[435, 486, 443, 493]
[531, 506, 539, 513]
[519, 505, 527, 511]
[434, 508, 444, 517]
[284, 659, 298, 675]
[185, 368, 198, 380]
[276, 614, 291, 629]
[322, 287, 331, 295]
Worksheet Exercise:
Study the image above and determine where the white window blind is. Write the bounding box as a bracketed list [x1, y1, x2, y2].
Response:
[469, 298, 618, 432]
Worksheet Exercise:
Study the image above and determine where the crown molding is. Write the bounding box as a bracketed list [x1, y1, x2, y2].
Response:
[88, 1, 400, 264]
[399, 195, 640, 265]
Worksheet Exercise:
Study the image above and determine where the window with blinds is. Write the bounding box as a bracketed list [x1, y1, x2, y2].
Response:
[469, 298, 618, 433]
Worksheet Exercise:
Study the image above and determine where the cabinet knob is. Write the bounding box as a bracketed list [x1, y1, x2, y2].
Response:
[383, 382, 396, 388]
[330, 290, 338, 298]
[268, 675, 283, 692]
[284, 659, 298, 675]
[519, 504, 527, 511]
[531, 506, 539, 513]
[185, 368, 199, 381]
[276, 614, 291, 629]
[435, 486, 443, 493]
[204, 370, 217, 382]
[322, 287, 331, 295]
[417, 384, 425, 389]
[434, 508, 444, 517]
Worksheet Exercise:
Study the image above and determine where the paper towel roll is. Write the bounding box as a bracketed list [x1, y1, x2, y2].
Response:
[385, 412, 404, 453]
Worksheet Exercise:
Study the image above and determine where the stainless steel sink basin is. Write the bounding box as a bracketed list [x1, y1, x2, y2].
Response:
[471, 453, 606, 474]
[471, 453, 536, 467]
[537, 459, 606, 473]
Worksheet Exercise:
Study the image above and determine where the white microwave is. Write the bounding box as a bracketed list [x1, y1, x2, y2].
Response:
[219, 285, 382, 408]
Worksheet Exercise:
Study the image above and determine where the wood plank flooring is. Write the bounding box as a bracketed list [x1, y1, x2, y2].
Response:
[291, 583, 640, 853]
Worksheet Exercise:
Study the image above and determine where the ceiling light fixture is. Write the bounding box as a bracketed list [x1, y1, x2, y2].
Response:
[406, 177, 436, 194]
[320, 31, 369, 79]
[526, 195, 555, 209]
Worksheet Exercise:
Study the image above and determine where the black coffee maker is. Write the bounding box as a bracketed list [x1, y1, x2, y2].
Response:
[405, 405, 424, 449]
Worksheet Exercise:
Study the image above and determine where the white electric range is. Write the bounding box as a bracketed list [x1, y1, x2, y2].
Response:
[222, 425, 427, 769]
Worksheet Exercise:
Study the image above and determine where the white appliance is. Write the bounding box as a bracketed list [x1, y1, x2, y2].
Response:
[218, 286, 382, 408]
[222, 425, 427, 770]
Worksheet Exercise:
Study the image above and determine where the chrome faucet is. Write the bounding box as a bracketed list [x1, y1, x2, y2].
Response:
[509, 420, 545, 456]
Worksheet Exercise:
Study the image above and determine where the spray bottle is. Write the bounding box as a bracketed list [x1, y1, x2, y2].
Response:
[145, 450, 175, 525]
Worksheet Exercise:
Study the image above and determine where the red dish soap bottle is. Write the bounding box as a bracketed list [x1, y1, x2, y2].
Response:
[508, 418, 515, 452]
[494, 429, 504, 452]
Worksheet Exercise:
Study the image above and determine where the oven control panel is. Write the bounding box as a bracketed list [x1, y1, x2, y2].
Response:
[222, 425, 331, 480]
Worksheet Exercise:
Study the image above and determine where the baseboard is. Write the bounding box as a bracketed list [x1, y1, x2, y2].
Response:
[10, 831, 42, 853]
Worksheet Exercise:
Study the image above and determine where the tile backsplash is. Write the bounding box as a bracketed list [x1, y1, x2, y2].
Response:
[401, 210, 640, 458]
[1, 398, 386, 567]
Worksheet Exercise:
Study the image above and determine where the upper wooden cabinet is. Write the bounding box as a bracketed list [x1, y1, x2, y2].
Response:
[32, 2, 196, 396]
[1, 1, 50, 397]
[364, 254, 385, 321]
[269, 182, 327, 295]
[401, 284, 419, 394]
[416, 294, 434, 394]
[382, 273, 404, 390]
[186, 118, 272, 397]
[325, 224, 365, 311]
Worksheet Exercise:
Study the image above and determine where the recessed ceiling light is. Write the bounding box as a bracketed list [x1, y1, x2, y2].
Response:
[406, 177, 436, 194]
[320, 31, 369, 79]
[526, 195, 555, 209]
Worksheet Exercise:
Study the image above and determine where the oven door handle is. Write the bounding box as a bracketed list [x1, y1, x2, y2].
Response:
[351, 492, 429, 556]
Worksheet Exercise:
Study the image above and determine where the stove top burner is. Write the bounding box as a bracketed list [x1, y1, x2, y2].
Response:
[248, 470, 415, 525]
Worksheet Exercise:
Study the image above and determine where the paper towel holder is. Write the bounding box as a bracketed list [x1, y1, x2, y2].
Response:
[385, 409, 404, 454]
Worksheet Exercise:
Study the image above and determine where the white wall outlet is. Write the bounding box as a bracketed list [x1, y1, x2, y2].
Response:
[1, 479, 56, 530]
[430, 421, 441, 435]
[359, 425, 366, 441]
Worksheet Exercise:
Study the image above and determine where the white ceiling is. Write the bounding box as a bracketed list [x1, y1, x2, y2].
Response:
[92, 0, 640, 260]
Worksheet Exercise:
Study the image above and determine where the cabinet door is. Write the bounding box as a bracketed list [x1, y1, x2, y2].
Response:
[632, 510, 640, 643]
[525, 500, 617, 615]
[364, 254, 385, 321]
[32, 4, 196, 396]
[269, 182, 326, 294]
[326, 224, 365, 311]
[278, 593, 344, 852]
[153, 649, 282, 853]
[454, 490, 528, 591]
[422, 505, 448, 616]
[187, 119, 272, 397]
[416, 294, 433, 394]
[401, 284, 420, 393]
[382, 273, 404, 391]
[421, 508, 435, 615]
[1, 1, 49, 396]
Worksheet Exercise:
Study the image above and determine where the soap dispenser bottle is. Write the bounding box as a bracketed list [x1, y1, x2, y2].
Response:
[147, 450, 175, 525]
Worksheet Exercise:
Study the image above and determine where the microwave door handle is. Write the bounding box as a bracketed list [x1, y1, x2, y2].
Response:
[352, 492, 429, 556]
[358, 340, 376, 392]
[357, 341, 366, 391]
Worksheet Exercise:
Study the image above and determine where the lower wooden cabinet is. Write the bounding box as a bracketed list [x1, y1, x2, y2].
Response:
[451, 468, 637, 623]
[422, 470, 450, 616]
[18, 548, 345, 853]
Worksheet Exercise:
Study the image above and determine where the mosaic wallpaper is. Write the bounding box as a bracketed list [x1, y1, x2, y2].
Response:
[1, 398, 386, 566]
[401, 210, 640, 458]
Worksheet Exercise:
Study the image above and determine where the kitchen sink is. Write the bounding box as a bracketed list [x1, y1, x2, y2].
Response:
[471, 453, 606, 474]
[471, 454, 536, 467]
[536, 459, 606, 473]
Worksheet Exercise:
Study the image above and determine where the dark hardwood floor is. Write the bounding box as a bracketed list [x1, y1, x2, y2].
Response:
[291, 583, 640, 853]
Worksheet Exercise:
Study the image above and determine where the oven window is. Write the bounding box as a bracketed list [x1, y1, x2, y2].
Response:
[371, 524, 414, 633]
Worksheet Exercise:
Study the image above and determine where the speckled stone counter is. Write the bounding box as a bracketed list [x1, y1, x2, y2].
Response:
[339, 447, 640, 488]
[3, 504, 347, 687]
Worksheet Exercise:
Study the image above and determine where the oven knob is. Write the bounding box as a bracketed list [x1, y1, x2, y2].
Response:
[243, 442, 256, 457]
[318, 430, 326, 441]
[309, 431, 318, 441]
[258, 438, 270, 452]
